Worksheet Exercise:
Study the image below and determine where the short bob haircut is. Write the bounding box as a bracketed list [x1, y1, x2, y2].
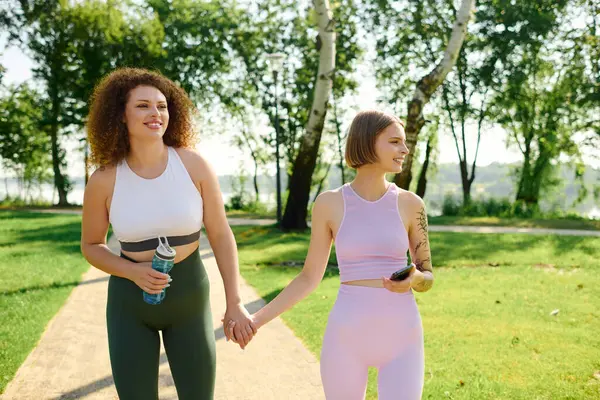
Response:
[86, 67, 197, 167]
[345, 110, 405, 169]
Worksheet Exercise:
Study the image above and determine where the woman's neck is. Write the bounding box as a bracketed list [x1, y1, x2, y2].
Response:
[351, 167, 390, 201]
[126, 139, 167, 172]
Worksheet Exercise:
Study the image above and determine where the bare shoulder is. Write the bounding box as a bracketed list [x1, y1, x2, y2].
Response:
[84, 166, 116, 215]
[312, 187, 344, 230]
[174, 147, 212, 181]
[174, 147, 205, 167]
[86, 165, 116, 195]
[314, 187, 343, 211]
[397, 187, 425, 212]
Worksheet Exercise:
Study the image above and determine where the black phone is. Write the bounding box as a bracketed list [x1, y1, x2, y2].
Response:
[390, 263, 414, 281]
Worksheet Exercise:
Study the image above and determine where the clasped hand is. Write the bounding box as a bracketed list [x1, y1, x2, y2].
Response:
[221, 303, 257, 350]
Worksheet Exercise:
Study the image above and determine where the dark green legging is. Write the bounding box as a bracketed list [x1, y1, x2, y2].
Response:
[107, 250, 216, 400]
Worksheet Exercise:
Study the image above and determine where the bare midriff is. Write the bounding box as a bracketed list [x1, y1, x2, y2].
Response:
[121, 242, 200, 263]
[341, 279, 384, 288]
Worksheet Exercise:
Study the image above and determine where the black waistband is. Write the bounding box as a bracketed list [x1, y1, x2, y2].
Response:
[119, 230, 201, 252]
[120, 252, 137, 262]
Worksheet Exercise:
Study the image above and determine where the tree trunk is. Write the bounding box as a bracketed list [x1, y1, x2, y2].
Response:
[517, 150, 550, 206]
[415, 133, 434, 198]
[468, 94, 486, 203]
[459, 159, 471, 205]
[84, 141, 89, 186]
[515, 149, 535, 204]
[312, 162, 332, 204]
[253, 161, 259, 203]
[281, 0, 336, 230]
[516, 170, 536, 204]
[49, 122, 68, 206]
[240, 126, 260, 202]
[394, 0, 474, 190]
[332, 92, 345, 185]
[47, 53, 69, 206]
[49, 88, 69, 206]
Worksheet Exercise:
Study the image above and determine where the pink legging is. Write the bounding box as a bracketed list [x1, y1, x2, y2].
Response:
[320, 285, 424, 399]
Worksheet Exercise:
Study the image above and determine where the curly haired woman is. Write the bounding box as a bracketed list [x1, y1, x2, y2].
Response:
[80, 67, 256, 399]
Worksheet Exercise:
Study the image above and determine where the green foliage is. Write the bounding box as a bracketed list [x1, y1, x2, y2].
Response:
[1, 1, 163, 202]
[224, 164, 271, 215]
[0, 195, 53, 207]
[229, 110, 271, 195]
[225, 195, 271, 214]
[364, 0, 462, 110]
[488, 1, 597, 205]
[441, 194, 593, 220]
[144, 0, 248, 101]
[441, 194, 461, 216]
[1, 0, 248, 203]
[0, 84, 53, 195]
[226, 199, 270, 215]
[363, 0, 599, 207]
[227, 0, 361, 166]
[226, 164, 251, 211]
[442, 195, 540, 218]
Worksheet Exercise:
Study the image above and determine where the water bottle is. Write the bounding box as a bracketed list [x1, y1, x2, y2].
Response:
[143, 236, 176, 305]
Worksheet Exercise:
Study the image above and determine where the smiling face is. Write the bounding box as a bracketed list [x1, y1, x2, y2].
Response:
[123, 85, 169, 141]
[372, 122, 409, 173]
[345, 110, 409, 171]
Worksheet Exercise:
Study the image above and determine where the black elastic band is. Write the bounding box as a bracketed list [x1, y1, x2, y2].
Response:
[119, 230, 201, 252]
[120, 252, 137, 262]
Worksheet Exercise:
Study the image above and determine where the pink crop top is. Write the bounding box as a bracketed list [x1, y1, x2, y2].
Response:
[334, 183, 409, 282]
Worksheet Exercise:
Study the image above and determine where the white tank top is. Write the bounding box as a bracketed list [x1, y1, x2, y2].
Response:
[109, 146, 203, 243]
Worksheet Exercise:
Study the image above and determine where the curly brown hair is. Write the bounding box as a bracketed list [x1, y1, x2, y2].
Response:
[86, 67, 197, 167]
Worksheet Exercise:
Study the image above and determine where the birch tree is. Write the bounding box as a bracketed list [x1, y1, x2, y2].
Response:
[281, 0, 336, 230]
[394, 0, 475, 190]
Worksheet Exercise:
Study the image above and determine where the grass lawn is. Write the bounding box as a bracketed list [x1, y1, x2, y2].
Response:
[3, 205, 598, 231]
[428, 216, 600, 231]
[232, 225, 600, 400]
[0, 211, 89, 393]
[225, 209, 276, 219]
[0, 204, 83, 211]
[225, 211, 600, 231]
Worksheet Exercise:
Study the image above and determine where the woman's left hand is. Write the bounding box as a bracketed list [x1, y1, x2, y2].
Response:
[222, 303, 257, 349]
[382, 265, 424, 293]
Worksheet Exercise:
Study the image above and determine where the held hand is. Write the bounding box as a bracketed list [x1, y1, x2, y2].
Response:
[221, 303, 257, 350]
[127, 262, 171, 294]
[382, 264, 418, 294]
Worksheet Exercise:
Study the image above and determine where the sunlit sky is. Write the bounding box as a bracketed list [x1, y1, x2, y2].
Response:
[1, 36, 596, 178]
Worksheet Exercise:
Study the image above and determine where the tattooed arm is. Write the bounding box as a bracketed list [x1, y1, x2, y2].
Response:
[407, 197, 434, 293]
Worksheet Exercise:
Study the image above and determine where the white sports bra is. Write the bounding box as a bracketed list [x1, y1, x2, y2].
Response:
[109, 146, 203, 251]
